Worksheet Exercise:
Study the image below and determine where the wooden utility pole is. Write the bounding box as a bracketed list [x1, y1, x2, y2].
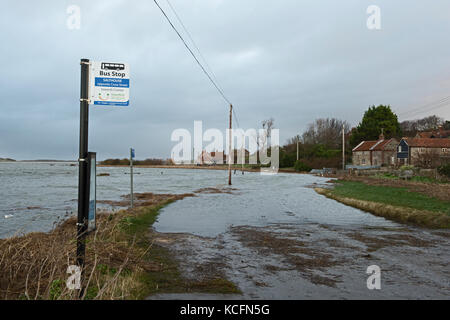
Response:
[228, 104, 232, 185]
[297, 137, 299, 161]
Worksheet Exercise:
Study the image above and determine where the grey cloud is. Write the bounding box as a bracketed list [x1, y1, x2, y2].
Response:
[1, 0, 450, 159]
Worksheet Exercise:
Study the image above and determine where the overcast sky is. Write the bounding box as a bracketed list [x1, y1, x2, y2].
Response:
[1, 0, 450, 160]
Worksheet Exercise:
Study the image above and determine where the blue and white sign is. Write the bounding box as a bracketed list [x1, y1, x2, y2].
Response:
[89, 61, 130, 106]
[131, 148, 135, 159]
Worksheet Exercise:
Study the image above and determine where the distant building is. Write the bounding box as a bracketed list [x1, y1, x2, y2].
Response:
[352, 133, 398, 167]
[396, 138, 450, 167]
[197, 150, 225, 165]
[196, 149, 250, 165]
[415, 127, 450, 139]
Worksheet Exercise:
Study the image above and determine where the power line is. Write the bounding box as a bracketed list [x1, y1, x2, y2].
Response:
[233, 108, 241, 128]
[400, 100, 450, 119]
[153, 0, 231, 105]
[398, 96, 450, 118]
[400, 97, 450, 116]
[164, 0, 224, 94]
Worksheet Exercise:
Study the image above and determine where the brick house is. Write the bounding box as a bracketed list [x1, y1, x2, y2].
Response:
[415, 127, 450, 139]
[352, 134, 398, 167]
[396, 138, 450, 167]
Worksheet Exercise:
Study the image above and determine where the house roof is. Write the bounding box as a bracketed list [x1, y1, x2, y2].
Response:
[403, 138, 450, 148]
[416, 128, 450, 139]
[353, 141, 377, 152]
[353, 138, 397, 152]
[416, 132, 434, 138]
[370, 138, 397, 151]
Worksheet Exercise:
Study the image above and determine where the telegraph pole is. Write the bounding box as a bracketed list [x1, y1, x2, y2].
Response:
[228, 104, 232, 185]
[297, 137, 299, 161]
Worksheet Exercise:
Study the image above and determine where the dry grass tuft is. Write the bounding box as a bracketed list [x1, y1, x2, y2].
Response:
[0, 194, 190, 300]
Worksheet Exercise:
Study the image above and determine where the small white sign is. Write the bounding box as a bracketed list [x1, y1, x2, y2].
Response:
[89, 61, 130, 106]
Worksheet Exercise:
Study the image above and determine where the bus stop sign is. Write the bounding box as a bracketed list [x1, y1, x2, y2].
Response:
[89, 62, 130, 106]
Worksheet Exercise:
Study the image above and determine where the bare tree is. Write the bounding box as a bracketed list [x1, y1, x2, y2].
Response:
[255, 118, 275, 149]
[400, 115, 445, 136]
[301, 118, 351, 148]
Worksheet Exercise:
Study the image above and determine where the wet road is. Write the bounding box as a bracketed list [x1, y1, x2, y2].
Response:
[152, 172, 450, 299]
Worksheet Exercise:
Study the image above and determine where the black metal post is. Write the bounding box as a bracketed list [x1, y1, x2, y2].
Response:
[77, 58, 90, 297]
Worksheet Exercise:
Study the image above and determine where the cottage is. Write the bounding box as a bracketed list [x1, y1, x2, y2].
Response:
[197, 150, 225, 165]
[415, 127, 450, 139]
[397, 138, 450, 167]
[352, 134, 398, 167]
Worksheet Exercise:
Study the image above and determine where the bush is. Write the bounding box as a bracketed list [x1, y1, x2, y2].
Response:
[279, 149, 296, 168]
[294, 160, 312, 172]
[438, 163, 450, 178]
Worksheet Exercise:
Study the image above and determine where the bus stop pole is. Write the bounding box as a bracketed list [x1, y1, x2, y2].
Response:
[77, 58, 90, 297]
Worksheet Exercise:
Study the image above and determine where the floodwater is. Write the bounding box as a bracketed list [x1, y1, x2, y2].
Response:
[0, 162, 233, 238]
[152, 171, 450, 300]
[1, 162, 449, 299]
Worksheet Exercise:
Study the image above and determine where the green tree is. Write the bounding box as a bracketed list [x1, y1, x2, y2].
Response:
[443, 120, 450, 130]
[350, 105, 401, 147]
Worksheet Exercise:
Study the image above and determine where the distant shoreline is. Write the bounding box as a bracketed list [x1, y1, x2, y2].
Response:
[99, 164, 259, 172]
[0, 159, 75, 163]
[98, 164, 306, 174]
[1, 161, 308, 174]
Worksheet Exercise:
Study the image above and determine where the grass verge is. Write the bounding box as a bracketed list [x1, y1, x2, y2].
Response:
[315, 181, 450, 229]
[119, 203, 240, 298]
[0, 195, 239, 300]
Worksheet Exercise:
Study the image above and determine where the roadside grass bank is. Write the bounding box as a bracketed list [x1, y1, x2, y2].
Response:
[372, 172, 449, 184]
[315, 181, 450, 229]
[336, 175, 450, 202]
[0, 194, 239, 300]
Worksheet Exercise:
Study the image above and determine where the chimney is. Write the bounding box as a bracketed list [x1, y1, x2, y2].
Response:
[379, 128, 385, 141]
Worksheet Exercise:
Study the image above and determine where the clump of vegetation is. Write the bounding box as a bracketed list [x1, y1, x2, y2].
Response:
[294, 160, 312, 172]
[0, 193, 239, 300]
[0, 204, 168, 300]
[438, 163, 450, 178]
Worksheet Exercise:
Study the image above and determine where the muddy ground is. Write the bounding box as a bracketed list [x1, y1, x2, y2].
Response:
[149, 222, 449, 299]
